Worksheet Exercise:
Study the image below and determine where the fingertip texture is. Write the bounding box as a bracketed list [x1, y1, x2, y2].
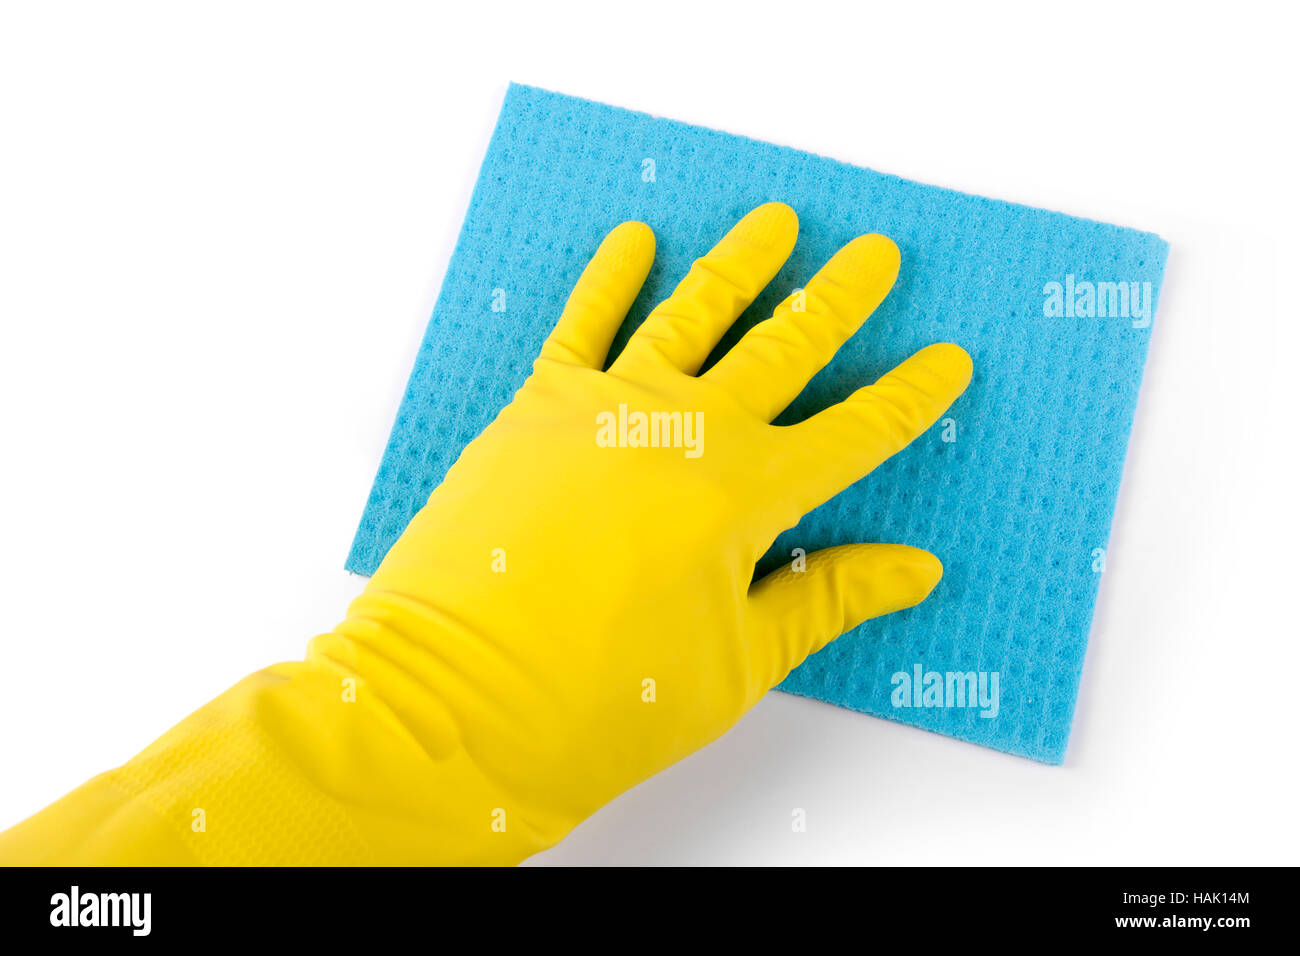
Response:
[601, 221, 656, 272]
[733, 201, 799, 253]
[913, 342, 974, 389]
[838, 232, 902, 285]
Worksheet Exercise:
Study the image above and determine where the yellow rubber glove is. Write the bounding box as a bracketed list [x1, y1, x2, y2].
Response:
[0, 203, 972, 865]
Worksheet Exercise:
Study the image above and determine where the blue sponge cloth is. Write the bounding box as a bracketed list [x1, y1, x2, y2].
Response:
[347, 83, 1168, 764]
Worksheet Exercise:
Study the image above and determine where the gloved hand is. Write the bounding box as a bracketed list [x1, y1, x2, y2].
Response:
[0, 203, 972, 865]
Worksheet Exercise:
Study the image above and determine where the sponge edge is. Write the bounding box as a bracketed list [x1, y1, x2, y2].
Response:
[347, 83, 1168, 764]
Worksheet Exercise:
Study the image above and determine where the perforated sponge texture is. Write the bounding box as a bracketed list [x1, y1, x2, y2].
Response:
[347, 83, 1168, 764]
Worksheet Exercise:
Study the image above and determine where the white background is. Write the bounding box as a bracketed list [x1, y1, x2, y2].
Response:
[1, 1, 1296, 865]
